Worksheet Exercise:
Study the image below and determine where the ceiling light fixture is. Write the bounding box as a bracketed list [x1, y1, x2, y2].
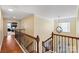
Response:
[8, 9, 13, 12]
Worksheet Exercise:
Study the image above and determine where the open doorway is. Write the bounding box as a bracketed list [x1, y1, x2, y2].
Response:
[7, 22, 17, 35]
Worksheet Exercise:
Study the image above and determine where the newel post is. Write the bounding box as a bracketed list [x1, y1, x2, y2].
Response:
[52, 32, 54, 51]
[36, 35, 40, 53]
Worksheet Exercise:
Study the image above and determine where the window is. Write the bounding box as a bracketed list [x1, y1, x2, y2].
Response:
[59, 22, 70, 32]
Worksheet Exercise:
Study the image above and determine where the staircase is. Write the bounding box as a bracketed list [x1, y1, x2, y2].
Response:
[15, 29, 40, 53]
[1, 30, 79, 53]
[42, 32, 79, 53]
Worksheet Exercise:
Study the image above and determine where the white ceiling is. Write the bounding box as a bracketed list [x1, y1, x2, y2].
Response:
[0, 5, 77, 20]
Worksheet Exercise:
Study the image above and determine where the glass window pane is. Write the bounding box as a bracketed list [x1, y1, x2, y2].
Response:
[59, 22, 70, 32]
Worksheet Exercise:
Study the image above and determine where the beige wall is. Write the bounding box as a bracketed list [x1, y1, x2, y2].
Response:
[20, 15, 54, 40]
[3, 18, 8, 36]
[76, 8, 79, 37]
[76, 18, 79, 37]
[34, 16, 54, 41]
[34, 16, 54, 52]
[16, 20, 21, 29]
[0, 9, 4, 49]
[20, 15, 34, 36]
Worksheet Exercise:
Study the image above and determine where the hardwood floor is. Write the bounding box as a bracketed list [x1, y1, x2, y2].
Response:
[1, 35, 23, 53]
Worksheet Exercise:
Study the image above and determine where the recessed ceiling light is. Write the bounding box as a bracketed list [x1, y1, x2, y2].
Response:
[8, 9, 13, 12]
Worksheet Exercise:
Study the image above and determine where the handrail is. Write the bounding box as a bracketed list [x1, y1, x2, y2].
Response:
[43, 32, 79, 43]
[16, 31, 37, 40]
[15, 30, 40, 53]
[53, 33, 79, 39]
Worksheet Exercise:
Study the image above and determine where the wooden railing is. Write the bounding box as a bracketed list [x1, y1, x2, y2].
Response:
[15, 30, 39, 53]
[42, 32, 79, 53]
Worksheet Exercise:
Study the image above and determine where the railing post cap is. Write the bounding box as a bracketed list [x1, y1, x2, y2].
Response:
[36, 35, 40, 41]
[52, 32, 54, 34]
[37, 35, 39, 37]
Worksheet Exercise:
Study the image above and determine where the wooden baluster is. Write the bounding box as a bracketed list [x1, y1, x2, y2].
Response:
[72, 38, 73, 53]
[42, 38, 45, 51]
[68, 38, 70, 53]
[56, 35, 58, 53]
[36, 35, 39, 53]
[59, 36, 60, 53]
[18, 31, 20, 43]
[76, 39, 78, 53]
[54, 35, 55, 52]
[52, 32, 53, 51]
[64, 37, 66, 53]
[62, 36, 63, 53]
